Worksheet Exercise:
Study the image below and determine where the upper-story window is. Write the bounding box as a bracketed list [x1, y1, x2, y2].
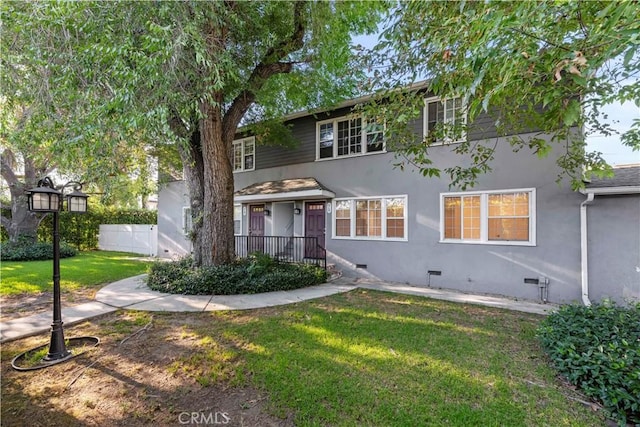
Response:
[317, 115, 385, 160]
[233, 137, 255, 172]
[424, 96, 467, 144]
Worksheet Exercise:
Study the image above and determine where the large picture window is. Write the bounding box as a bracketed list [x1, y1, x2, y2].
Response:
[317, 115, 385, 160]
[424, 97, 466, 144]
[233, 137, 255, 172]
[441, 189, 535, 245]
[333, 196, 407, 241]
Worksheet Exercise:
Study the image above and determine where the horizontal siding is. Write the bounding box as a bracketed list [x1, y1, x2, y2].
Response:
[254, 106, 360, 170]
[255, 115, 317, 169]
[251, 99, 540, 171]
[469, 110, 500, 140]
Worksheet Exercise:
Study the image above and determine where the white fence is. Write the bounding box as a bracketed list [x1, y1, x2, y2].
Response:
[98, 224, 157, 256]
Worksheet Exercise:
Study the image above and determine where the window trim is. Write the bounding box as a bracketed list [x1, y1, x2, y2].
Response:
[316, 114, 386, 161]
[439, 188, 536, 246]
[332, 195, 408, 241]
[232, 136, 256, 173]
[233, 203, 242, 236]
[423, 96, 467, 145]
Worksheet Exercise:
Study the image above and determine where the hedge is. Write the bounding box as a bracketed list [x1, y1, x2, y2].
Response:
[0, 239, 78, 261]
[147, 253, 328, 295]
[1, 206, 156, 250]
[537, 302, 640, 425]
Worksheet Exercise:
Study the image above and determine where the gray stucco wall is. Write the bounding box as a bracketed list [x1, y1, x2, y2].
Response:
[157, 180, 192, 258]
[229, 132, 584, 304]
[587, 194, 640, 304]
[156, 98, 589, 303]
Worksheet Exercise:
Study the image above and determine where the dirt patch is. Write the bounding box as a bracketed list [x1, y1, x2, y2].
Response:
[1, 311, 294, 427]
[0, 289, 97, 323]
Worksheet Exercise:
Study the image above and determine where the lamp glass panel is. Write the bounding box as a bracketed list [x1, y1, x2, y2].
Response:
[32, 192, 60, 211]
[68, 196, 87, 212]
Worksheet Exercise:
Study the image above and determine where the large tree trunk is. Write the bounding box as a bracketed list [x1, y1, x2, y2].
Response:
[199, 98, 235, 266]
[1, 149, 43, 243]
[4, 189, 39, 243]
[180, 1, 305, 267]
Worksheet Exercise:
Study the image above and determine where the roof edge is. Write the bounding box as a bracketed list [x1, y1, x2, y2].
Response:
[240, 80, 431, 129]
[580, 186, 640, 195]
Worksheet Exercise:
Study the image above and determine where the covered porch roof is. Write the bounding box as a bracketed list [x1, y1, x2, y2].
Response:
[234, 177, 335, 202]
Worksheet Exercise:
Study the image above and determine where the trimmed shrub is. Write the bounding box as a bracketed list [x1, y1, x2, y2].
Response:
[147, 254, 328, 295]
[2, 206, 157, 250]
[537, 302, 640, 425]
[0, 239, 78, 261]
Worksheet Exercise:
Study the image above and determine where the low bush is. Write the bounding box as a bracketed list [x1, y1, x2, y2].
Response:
[537, 301, 640, 425]
[147, 253, 328, 295]
[0, 239, 77, 261]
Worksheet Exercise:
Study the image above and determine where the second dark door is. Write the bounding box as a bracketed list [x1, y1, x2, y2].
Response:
[305, 201, 325, 258]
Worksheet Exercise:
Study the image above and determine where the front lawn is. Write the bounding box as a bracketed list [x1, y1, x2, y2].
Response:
[1, 290, 605, 426]
[0, 250, 152, 295]
[175, 290, 606, 426]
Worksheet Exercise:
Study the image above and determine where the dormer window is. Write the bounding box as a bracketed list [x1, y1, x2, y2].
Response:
[317, 115, 385, 160]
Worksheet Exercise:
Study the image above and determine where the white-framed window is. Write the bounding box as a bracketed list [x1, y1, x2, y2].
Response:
[424, 96, 467, 144]
[233, 137, 255, 172]
[333, 195, 407, 241]
[440, 188, 536, 246]
[317, 115, 385, 160]
[234, 204, 242, 235]
[182, 206, 192, 236]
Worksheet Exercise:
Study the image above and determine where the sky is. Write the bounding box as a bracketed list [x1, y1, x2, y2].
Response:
[586, 101, 639, 166]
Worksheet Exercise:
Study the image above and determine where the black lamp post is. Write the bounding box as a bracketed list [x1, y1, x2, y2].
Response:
[26, 177, 89, 362]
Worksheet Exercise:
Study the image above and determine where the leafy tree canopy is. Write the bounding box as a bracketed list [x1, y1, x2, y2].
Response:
[2, 1, 386, 263]
[365, 0, 639, 189]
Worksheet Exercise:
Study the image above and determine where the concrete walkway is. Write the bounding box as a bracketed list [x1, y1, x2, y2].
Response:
[0, 274, 557, 343]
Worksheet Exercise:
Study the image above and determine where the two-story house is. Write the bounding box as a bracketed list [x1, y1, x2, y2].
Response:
[157, 90, 640, 305]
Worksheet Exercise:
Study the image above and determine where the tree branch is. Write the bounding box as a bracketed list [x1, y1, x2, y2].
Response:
[222, 1, 306, 137]
[507, 27, 572, 52]
[0, 149, 20, 187]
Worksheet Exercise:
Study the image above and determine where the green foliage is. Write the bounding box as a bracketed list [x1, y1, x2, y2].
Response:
[0, 237, 77, 261]
[1, 2, 165, 192]
[368, 1, 639, 189]
[537, 302, 640, 425]
[147, 254, 328, 295]
[2, 0, 388, 267]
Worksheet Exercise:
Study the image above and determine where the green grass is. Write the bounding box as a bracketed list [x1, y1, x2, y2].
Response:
[0, 250, 151, 295]
[173, 290, 606, 426]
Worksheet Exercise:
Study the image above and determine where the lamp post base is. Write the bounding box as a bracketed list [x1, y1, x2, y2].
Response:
[11, 336, 100, 371]
[43, 320, 71, 361]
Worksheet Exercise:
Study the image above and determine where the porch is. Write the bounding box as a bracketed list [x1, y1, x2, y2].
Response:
[235, 235, 326, 269]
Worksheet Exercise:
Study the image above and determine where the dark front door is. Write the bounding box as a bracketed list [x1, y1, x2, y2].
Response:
[249, 204, 265, 253]
[305, 201, 325, 258]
